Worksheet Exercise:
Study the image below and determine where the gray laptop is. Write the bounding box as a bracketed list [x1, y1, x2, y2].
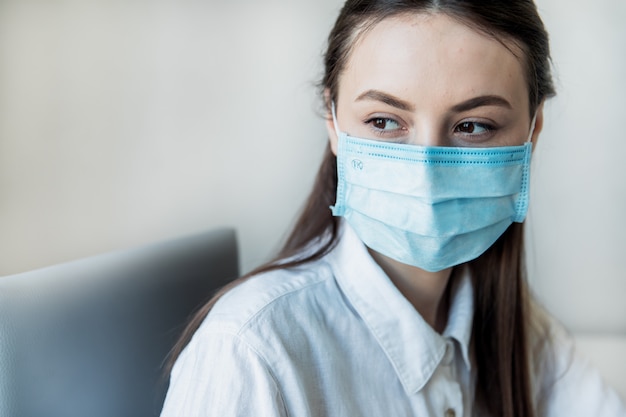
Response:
[0, 228, 238, 417]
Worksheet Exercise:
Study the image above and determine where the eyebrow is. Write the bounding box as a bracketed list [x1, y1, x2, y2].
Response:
[355, 89, 512, 113]
[355, 90, 415, 112]
[450, 95, 512, 112]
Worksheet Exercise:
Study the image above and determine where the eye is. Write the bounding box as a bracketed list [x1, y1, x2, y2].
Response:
[367, 117, 401, 131]
[363, 116, 409, 141]
[455, 121, 492, 135]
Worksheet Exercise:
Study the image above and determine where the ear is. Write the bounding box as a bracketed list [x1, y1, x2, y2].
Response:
[324, 88, 339, 156]
[530, 101, 545, 149]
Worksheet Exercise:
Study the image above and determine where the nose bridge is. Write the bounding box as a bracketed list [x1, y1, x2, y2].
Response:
[410, 116, 448, 147]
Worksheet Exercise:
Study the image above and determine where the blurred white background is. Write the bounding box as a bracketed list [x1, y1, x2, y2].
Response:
[1, 0, 624, 398]
[0, 0, 337, 275]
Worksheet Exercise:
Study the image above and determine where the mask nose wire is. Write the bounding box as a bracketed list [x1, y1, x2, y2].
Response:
[331, 101, 341, 139]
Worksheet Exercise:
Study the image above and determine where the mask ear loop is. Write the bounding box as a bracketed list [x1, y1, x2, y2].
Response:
[515, 112, 537, 222]
[527, 113, 538, 143]
[329, 101, 345, 216]
[330, 101, 341, 139]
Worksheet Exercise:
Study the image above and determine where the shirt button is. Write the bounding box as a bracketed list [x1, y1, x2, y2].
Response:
[445, 408, 456, 417]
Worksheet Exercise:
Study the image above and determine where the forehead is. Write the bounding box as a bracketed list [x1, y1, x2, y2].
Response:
[340, 13, 529, 111]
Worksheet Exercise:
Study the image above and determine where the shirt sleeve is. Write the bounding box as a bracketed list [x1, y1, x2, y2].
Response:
[160, 330, 287, 417]
[536, 322, 626, 417]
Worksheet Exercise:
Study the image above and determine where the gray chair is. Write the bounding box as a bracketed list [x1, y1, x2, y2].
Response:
[0, 228, 239, 417]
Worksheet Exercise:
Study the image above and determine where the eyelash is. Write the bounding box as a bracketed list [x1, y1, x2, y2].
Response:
[364, 116, 406, 138]
[364, 117, 497, 139]
[453, 121, 496, 137]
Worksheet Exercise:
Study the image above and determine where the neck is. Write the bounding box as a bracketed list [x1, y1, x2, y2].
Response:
[369, 249, 453, 333]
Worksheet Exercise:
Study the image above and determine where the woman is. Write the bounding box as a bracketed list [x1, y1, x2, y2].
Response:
[161, 1, 625, 416]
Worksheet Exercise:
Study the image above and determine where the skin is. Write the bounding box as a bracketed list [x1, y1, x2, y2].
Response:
[325, 13, 544, 332]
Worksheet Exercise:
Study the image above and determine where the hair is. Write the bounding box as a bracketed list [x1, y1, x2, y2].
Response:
[167, 1, 556, 416]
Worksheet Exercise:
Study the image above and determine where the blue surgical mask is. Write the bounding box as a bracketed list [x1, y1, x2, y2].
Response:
[330, 103, 536, 272]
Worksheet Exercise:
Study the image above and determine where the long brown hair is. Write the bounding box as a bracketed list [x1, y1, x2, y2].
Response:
[168, 1, 555, 416]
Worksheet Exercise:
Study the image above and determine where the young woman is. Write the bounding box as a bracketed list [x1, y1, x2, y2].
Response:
[161, 1, 626, 416]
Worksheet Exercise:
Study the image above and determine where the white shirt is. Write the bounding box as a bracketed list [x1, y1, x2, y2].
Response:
[161, 223, 626, 416]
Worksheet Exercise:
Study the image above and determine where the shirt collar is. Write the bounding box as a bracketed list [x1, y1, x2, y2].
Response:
[327, 222, 473, 394]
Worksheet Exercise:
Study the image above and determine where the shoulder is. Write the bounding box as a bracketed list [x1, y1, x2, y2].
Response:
[163, 260, 347, 416]
[198, 259, 339, 338]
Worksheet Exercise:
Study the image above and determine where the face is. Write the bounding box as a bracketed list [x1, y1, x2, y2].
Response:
[327, 13, 544, 152]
